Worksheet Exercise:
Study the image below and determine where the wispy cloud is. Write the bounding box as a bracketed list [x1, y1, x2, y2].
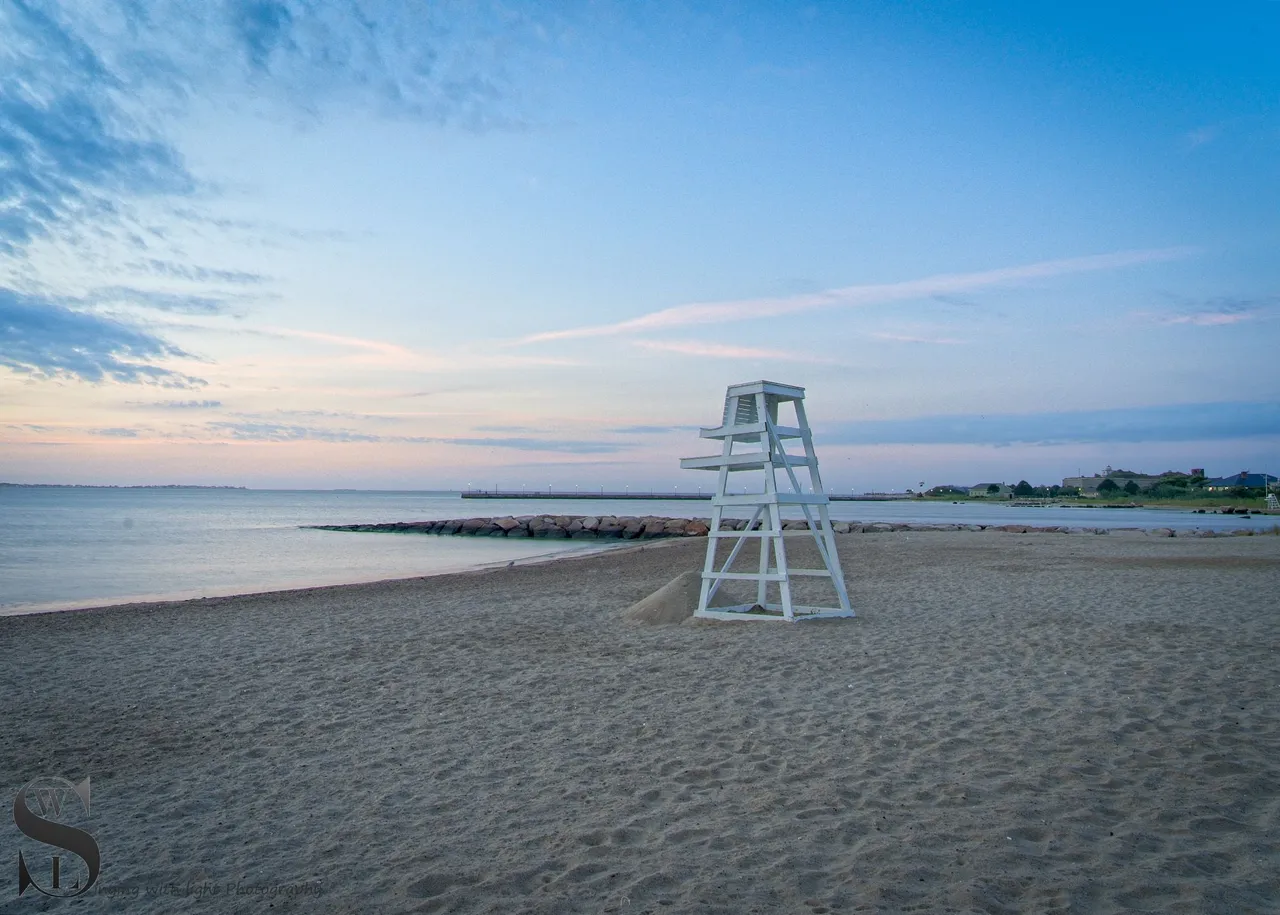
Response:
[866, 331, 967, 345]
[172, 321, 584, 371]
[634, 339, 821, 360]
[607, 424, 701, 435]
[422, 437, 629, 454]
[206, 421, 382, 443]
[89, 427, 141, 438]
[126, 259, 266, 285]
[823, 401, 1280, 447]
[128, 399, 224, 409]
[254, 325, 418, 359]
[1159, 312, 1254, 327]
[1138, 297, 1272, 327]
[0, 2, 196, 257]
[0, 1, 538, 265]
[200, 420, 628, 453]
[0, 287, 203, 386]
[517, 248, 1198, 344]
[84, 286, 237, 316]
[232, 409, 404, 424]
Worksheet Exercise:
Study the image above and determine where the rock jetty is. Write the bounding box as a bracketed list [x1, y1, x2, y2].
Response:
[305, 515, 1246, 539]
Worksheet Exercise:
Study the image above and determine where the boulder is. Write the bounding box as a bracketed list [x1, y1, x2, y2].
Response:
[580, 516, 600, 531]
[684, 520, 710, 536]
[495, 517, 521, 532]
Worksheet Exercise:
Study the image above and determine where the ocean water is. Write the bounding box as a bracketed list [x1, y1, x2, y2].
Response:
[0, 489, 608, 616]
[0, 488, 1264, 615]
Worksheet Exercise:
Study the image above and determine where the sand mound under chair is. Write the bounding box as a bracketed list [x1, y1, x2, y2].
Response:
[620, 570, 742, 624]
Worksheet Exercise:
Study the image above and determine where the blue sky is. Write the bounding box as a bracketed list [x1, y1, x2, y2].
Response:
[1, 1, 1277, 489]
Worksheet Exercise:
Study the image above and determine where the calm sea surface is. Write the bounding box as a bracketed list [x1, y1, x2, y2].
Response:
[0, 488, 1265, 615]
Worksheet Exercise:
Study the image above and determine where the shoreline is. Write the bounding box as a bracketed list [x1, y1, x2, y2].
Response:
[0, 537, 669, 619]
[6, 518, 1276, 619]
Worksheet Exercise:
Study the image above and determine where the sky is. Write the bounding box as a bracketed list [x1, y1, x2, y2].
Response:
[1, 0, 1278, 491]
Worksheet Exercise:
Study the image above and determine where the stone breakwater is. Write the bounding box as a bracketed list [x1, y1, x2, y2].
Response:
[306, 515, 1262, 540]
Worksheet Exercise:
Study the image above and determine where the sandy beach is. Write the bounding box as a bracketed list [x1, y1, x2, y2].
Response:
[2, 530, 1278, 914]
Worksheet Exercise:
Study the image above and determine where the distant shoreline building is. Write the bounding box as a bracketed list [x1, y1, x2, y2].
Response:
[1203, 471, 1276, 492]
[1062, 466, 1164, 496]
[968, 482, 1013, 498]
[1063, 466, 1275, 496]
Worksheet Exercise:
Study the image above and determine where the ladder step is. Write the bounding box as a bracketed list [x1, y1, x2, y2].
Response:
[699, 422, 805, 440]
[680, 452, 815, 471]
[708, 530, 821, 538]
[711, 493, 832, 505]
[704, 569, 832, 580]
[704, 571, 787, 581]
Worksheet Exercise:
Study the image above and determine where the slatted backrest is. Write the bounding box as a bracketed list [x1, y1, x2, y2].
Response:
[721, 393, 785, 428]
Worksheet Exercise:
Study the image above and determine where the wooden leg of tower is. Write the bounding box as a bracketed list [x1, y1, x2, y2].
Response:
[757, 520, 771, 607]
[769, 500, 794, 621]
[698, 501, 723, 613]
[818, 502, 852, 613]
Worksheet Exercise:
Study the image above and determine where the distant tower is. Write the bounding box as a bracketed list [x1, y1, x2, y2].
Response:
[679, 380, 853, 621]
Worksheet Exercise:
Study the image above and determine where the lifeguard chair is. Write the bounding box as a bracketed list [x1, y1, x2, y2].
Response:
[680, 381, 853, 621]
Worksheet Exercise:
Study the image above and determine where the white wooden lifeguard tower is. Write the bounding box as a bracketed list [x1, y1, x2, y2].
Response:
[680, 380, 853, 621]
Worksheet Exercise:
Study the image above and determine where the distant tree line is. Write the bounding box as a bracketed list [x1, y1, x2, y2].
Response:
[1012, 481, 1080, 498]
[924, 470, 1264, 500]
